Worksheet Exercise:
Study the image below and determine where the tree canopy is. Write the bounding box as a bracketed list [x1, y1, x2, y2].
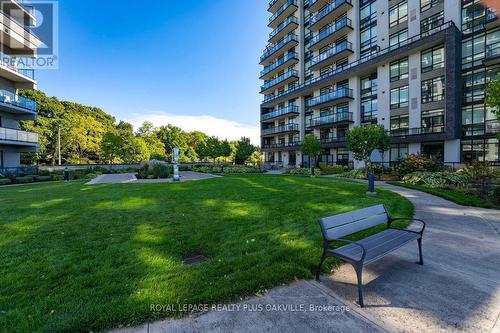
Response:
[346, 124, 392, 170]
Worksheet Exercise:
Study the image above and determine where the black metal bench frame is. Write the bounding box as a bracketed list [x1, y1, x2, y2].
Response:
[315, 204, 426, 307]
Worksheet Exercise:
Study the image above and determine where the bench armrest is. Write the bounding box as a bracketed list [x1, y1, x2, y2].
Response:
[331, 238, 367, 262]
[389, 218, 426, 234]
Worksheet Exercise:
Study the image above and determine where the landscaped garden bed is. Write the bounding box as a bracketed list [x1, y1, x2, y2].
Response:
[0, 174, 413, 332]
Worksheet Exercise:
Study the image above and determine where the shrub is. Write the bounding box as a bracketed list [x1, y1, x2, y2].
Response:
[34, 175, 53, 182]
[457, 161, 494, 182]
[192, 165, 222, 174]
[402, 172, 470, 188]
[0, 178, 12, 185]
[492, 186, 500, 205]
[14, 176, 35, 184]
[223, 166, 260, 174]
[138, 160, 172, 179]
[286, 168, 321, 176]
[337, 169, 365, 179]
[318, 162, 349, 175]
[396, 154, 436, 176]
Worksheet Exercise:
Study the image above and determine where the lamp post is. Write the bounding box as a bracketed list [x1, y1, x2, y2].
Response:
[173, 146, 180, 182]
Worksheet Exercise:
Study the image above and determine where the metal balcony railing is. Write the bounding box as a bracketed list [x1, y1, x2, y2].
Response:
[307, 112, 353, 127]
[261, 123, 299, 135]
[309, 41, 353, 67]
[261, 70, 298, 92]
[310, 0, 352, 27]
[269, 16, 298, 41]
[0, 127, 38, 143]
[269, 0, 297, 26]
[261, 34, 299, 63]
[0, 53, 35, 80]
[307, 88, 353, 108]
[263, 140, 301, 149]
[261, 52, 298, 77]
[308, 18, 352, 48]
[0, 90, 37, 112]
[390, 126, 444, 137]
[486, 42, 500, 59]
[320, 135, 346, 144]
[261, 105, 299, 121]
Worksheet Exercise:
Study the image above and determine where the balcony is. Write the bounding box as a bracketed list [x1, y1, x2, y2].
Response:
[308, 18, 353, 51]
[0, 127, 38, 147]
[268, 0, 298, 29]
[261, 70, 298, 94]
[260, 34, 299, 65]
[484, 10, 499, 30]
[261, 105, 299, 122]
[0, 90, 37, 118]
[308, 0, 330, 13]
[0, 52, 35, 83]
[268, 0, 287, 14]
[307, 112, 353, 128]
[309, 0, 353, 31]
[262, 140, 301, 150]
[4, 0, 36, 26]
[308, 41, 353, 70]
[390, 126, 445, 137]
[261, 123, 299, 136]
[269, 16, 298, 44]
[320, 135, 347, 146]
[484, 42, 500, 66]
[260, 52, 299, 80]
[486, 120, 500, 135]
[307, 88, 353, 108]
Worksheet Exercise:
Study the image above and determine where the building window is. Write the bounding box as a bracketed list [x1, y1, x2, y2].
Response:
[390, 115, 409, 136]
[421, 0, 443, 13]
[422, 76, 445, 103]
[422, 109, 444, 133]
[390, 144, 409, 162]
[461, 138, 499, 163]
[421, 11, 444, 34]
[360, 73, 378, 125]
[389, 29, 408, 48]
[421, 45, 444, 72]
[390, 86, 409, 109]
[390, 57, 409, 82]
[389, 2, 408, 27]
[360, 0, 378, 59]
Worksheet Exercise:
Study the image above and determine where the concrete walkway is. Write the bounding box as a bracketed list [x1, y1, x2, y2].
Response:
[86, 171, 218, 185]
[111, 184, 500, 333]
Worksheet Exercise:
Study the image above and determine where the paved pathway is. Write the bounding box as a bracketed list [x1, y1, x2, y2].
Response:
[86, 171, 218, 185]
[110, 183, 500, 333]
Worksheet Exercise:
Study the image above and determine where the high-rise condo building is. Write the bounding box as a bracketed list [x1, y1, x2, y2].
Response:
[260, 0, 499, 168]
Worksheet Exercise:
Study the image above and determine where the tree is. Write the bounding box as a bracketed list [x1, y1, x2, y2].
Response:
[301, 134, 321, 175]
[247, 150, 264, 169]
[100, 131, 124, 163]
[234, 137, 256, 164]
[136, 121, 156, 136]
[486, 74, 500, 139]
[346, 124, 392, 172]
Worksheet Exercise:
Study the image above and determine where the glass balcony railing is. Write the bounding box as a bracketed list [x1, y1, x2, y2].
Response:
[310, 0, 352, 27]
[261, 70, 298, 92]
[390, 126, 444, 137]
[308, 18, 352, 47]
[261, 52, 298, 77]
[261, 34, 299, 63]
[262, 123, 299, 135]
[269, 0, 297, 25]
[261, 105, 299, 121]
[320, 135, 346, 144]
[309, 41, 353, 67]
[263, 140, 301, 149]
[0, 127, 38, 143]
[307, 88, 353, 108]
[0, 90, 37, 112]
[269, 16, 298, 41]
[0, 52, 35, 80]
[307, 112, 353, 127]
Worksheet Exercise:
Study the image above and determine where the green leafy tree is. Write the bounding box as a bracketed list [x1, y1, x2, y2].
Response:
[301, 134, 321, 175]
[100, 131, 124, 163]
[247, 150, 264, 168]
[486, 74, 500, 139]
[136, 121, 156, 136]
[346, 124, 392, 172]
[234, 137, 256, 164]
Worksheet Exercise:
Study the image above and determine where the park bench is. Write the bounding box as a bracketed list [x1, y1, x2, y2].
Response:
[316, 204, 425, 307]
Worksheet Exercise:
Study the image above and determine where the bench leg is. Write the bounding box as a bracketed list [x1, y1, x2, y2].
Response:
[355, 265, 364, 307]
[316, 250, 327, 281]
[417, 237, 424, 265]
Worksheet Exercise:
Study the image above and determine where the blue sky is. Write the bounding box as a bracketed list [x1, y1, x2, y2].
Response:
[36, 0, 269, 143]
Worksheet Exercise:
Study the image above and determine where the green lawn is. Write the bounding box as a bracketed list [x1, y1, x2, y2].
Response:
[0, 175, 413, 333]
[388, 182, 499, 209]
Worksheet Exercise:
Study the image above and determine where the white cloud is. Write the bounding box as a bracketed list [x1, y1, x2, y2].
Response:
[126, 112, 260, 145]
